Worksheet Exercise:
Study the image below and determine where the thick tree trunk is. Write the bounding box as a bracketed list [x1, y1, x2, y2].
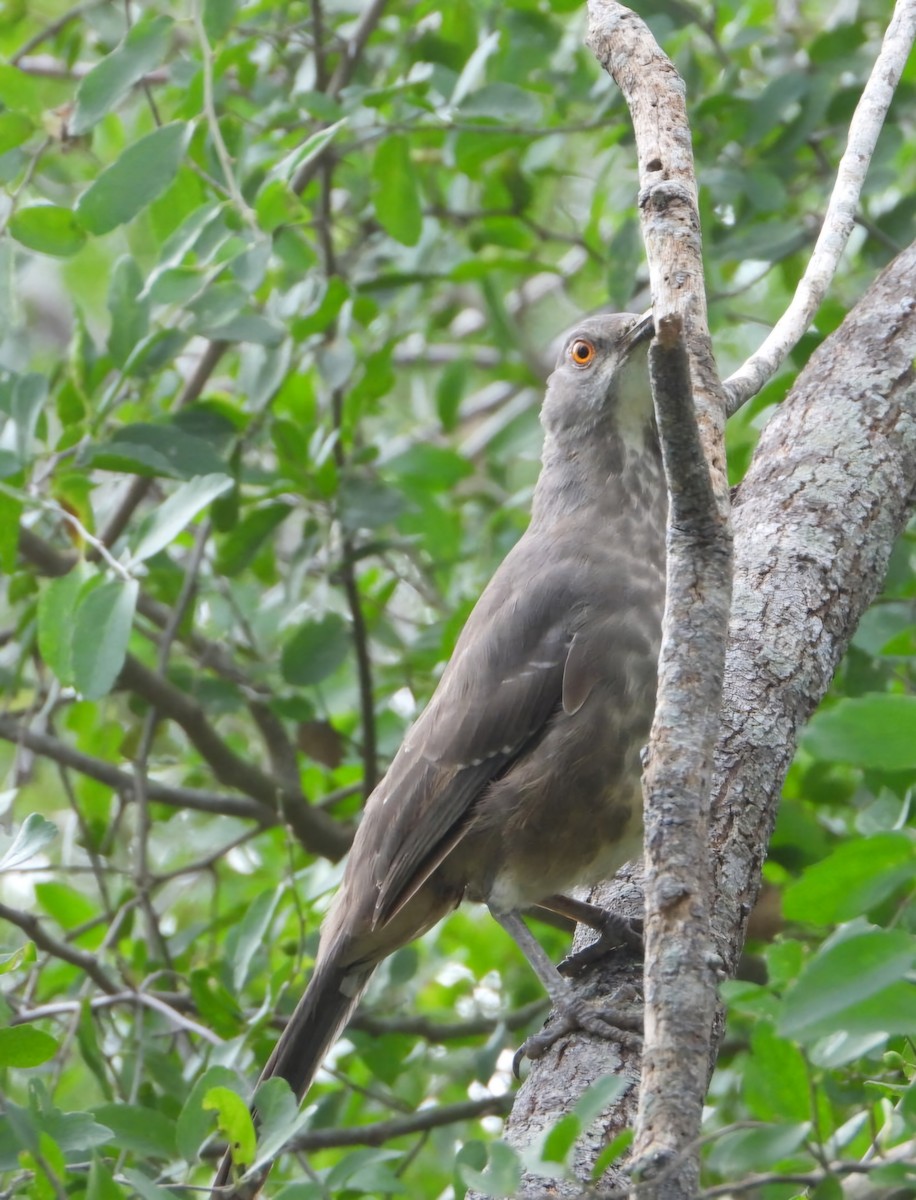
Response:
[487, 243, 916, 1199]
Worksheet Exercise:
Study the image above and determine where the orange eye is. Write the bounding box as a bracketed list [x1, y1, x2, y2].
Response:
[569, 338, 595, 367]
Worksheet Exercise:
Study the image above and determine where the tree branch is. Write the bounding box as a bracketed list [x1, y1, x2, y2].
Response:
[117, 655, 350, 859]
[291, 0, 391, 194]
[288, 1095, 514, 1154]
[723, 0, 916, 413]
[0, 900, 120, 996]
[349, 998, 548, 1042]
[710, 242, 916, 976]
[10, 991, 224, 1046]
[10, 1, 101, 64]
[584, 7, 731, 1196]
[0, 714, 277, 823]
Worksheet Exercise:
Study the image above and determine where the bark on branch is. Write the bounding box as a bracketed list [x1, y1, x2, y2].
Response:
[589, 6, 732, 1196]
[709, 245, 916, 976]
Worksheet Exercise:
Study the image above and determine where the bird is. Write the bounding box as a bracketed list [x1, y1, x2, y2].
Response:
[212, 310, 667, 1194]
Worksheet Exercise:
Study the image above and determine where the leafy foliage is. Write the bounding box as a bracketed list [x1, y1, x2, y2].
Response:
[0, 1, 913, 1198]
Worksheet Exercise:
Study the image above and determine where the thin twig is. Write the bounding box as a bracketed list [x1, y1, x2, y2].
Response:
[3, 487, 132, 579]
[191, 0, 257, 228]
[313, 132, 379, 793]
[0, 901, 120, 995]
[10, 1, 102, 62]
[0, 713, 277, 823]
[724, 0, 916, 412]
[291, 0, 390, 193]
[350, 997, 548, 1041]
[326, 0, 388, 94]
[133, 521, 213, 971]
[220, 1095, 513, 1157]
[117, 655, 351, 857]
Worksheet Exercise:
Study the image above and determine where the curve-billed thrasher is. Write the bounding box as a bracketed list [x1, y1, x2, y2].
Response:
[213, 311, 667, 1193]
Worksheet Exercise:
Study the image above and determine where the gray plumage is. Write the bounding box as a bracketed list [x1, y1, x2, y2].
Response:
[213, 311, 667, 1196]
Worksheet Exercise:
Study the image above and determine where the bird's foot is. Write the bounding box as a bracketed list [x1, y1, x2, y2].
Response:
[512, 988, 643, 1077]
[557, 912, 643, 977]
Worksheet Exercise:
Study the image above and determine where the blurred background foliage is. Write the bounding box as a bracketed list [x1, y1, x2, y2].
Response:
[0, 0, 913, 1196]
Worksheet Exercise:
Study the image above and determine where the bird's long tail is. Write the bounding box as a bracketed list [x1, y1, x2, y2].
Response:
[211, 952, 373, 1196]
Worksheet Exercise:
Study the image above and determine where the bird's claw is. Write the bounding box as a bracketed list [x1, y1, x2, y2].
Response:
[513, 994, 643, 1077]
[557, 913, 643, 977]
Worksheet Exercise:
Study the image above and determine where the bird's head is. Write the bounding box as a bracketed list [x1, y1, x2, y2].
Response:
[541, 311, 655, 451]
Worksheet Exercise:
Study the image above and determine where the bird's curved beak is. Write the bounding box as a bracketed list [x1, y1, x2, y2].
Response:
[624, 310, 655, 351]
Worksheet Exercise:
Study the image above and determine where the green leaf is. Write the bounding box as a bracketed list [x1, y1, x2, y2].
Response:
[247, 1078, 312, 1174]
[810, 1177, 844, 1200]
[0, 65, 42, 118]
[0, 111, 33, 155]
[0, 1026, 58, 1068]
[281, 613, 350, 687]
[176, 1067, 239, 1162]
[145, 264, 204, 305]
[274, 119, 346, 184]
[131, 473, 232, 563]
[0, 814, 58, 872]
[540, 1113, 580, 1164]
[0, 1100, 113, 1171]
[373, 136, 422, 246]
[713, 218, 808, 263]
[122, 329, 190, 378]
[9, 205, 87, 257]
[120, 1168, 179, 1200]
[231, 889, 280, 992]
[254, 179, 303, 232]
[188, 969, 242, 1038]
[707, 1122, 812, 1175]
[38, 566, 90, 685]
[76, 122, 190, 235]
[215, 503, 293, 575]
[457, 1139, 522, 1198]
[76, 1002, 113, 1102]
[324, 1148, 406, 1194]
[202, 1087, 256, 1172]
[90, 1104, 177, 1159]
[87, 1154, 126, 1200]
[193, 312, 285, 346]
[338, 476, 408, 533]
[0, 942, 37, 975]
[84, 423, 227, 480]
[386, 444, 474, 491]
[783, 832, 916, 925]
[572, 1074, 631, 1125]
[0, 487, 21, 572]
[71, 16, 173, 135]
[802, 694, 916, 769]
[459, 82, 543, 123]
[591, 1129, 633, 1178]
[34, 882, 97, 932]
[204, 0, 239, 41]
[5, 372, 47, 464]
[742, 1022, 810, 1122]
[291, 276, 350, 339]
[779, 924, 916, 1044]
[71, 578, 139, 700]
[107, 257, 149, 368]
[436, 359, 468, 431]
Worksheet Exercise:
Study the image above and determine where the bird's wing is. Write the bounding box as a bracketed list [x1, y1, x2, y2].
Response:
[368, 541, 609, 925]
